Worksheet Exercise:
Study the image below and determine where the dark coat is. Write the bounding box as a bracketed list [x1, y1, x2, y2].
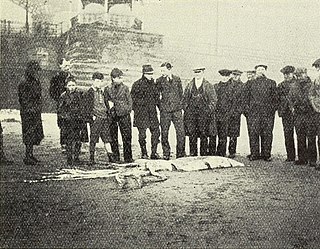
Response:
[131, 76, 160, 128]
[277, 78, 296, 117]
[49, 71, 71, 102]
[18, 76, 44, 145]
[243, 75, 278, 117]
[215, 79, 243, 121]
[309, 77, 320, 113]
[156, 75, 183, 112]
[105, 83, 132, 117]
[183, 78, 217, 136]
[86, 87, 110, 121]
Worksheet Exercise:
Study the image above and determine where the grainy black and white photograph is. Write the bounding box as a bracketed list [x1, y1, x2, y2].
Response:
[0, 0, 320, 248]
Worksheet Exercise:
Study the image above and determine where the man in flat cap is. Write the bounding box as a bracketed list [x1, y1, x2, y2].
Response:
[156, 62, 185, 160]
[289, 67, 317, 167]
[243, 64, 278, 161]
[131, 65, 161, 159]
[209, 69, 243, 158]
[246, 70, 256, 81]
[105, 68, 133, 163]
[309, 59, 320, 170]
[183, 67, 217, 156]
[277, 65, 296, 162]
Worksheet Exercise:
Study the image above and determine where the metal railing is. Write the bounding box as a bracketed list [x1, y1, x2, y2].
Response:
[0, 19, 63, 37]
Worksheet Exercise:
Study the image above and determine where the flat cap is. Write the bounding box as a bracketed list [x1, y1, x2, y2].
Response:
[246, 70, 256, 74]
[295, 67, 307, 75]
[254, 64, 268, 70]
[312, 58, 320, 67]
[280, 65, 295, 74]
[142, 65, 154, 74]
[160, 62, 172, 69]
[193, 66, 206, 72]
[218, 69, 232, 76]
[92, 72, 104, 80]
[110, 68, 124, 78]
[232, 69, 243, 75]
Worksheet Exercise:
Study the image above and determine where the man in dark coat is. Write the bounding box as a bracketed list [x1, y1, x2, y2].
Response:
[209, 69, 243, 158]
[289, 68, 317, 167]
[49, 58, 72, 149]
[309, 59, 320, 170]
[243, 64, 278, 161]
[131, 65, 160, 159]
[105, 68, 133, 163]
[277, 65, 296, 162]
[18, 61, 44, 165]
[156, 62, 185, 160]
[183, 67, 217, 156]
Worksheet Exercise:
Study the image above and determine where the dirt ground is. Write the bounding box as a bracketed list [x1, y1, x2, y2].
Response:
[1, 112, 320, 248]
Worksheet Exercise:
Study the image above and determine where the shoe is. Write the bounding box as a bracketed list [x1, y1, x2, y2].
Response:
[124, 158, 134, 163]
[163, 155, 170, 160]
[249, 155, 260, 161]
[309, 162, 317, 167]
[228, 153, 236, 159]
[141, 154, 149, 159]
[263, 157, 272, 162]
[295, 160, 308, 165]
[67, 159, 73, 166]
[285, 158, 295, 162]
[23, 157, 36, 165]
[150, 153, 161, 160]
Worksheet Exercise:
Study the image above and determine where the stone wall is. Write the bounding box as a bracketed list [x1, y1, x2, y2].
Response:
[66, 22, 164, 87]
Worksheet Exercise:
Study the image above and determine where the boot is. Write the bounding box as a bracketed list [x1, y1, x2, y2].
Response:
[139, 142, 148, 159]
[89, 153, 95, 166]
[74, 142, 81, 164]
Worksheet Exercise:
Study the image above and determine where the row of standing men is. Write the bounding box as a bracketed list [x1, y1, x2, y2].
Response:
[11, 58, 320, 169]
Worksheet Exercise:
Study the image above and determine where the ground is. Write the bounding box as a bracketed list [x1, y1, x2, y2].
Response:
[1, 110, 320, 248]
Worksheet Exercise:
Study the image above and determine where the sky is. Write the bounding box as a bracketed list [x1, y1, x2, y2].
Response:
[1, 0, 319, 81]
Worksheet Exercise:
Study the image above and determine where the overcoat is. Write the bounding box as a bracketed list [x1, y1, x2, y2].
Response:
[277, 78, 296, 117]
[131, 76, 160, 129]
[309, 77, 320, 135]
[183, 79, 217, 136]
[18, 76, 44, 146]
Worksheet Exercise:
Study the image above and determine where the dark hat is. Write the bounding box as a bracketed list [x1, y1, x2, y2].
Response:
[294, 67, 307, 75]
[160, 62, 172, 69]
[110, 68, 124, 78]
[280, 65, 295, 74]
[218, 69, 232, 76]
[65, 76, 76, 83]
[92, 72, 104, 80]
[193, 66, 206, 72]
[232, 69, 243, 75]
[142, 65, 154, 74]
[246, 70, 256, 74]
[254, 64, 268, 70]
[312, 58, 320, 67]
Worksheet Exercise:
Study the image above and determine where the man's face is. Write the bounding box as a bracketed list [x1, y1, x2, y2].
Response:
[221, 75, 230, 82]
[112, 76, 123, 85]
[316, 66, 320, 72]
[284, 73, 294, 81]
[60, 61, 71, 72]
[232, 74, 241, 81]
[144, 73, 153, 80]
[247, 73, 255, 80]
[194, 70, 204, 80]
[66, 81, 76, 92]
[160, 67, 170, 77]
[93, 79, 104, 88]
[255, 67, 266, 77]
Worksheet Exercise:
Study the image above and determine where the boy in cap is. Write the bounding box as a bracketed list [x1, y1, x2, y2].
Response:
[309, 59, 320, 170]
[49, 58, 72, 151]
[183, 67, 217, 156]
[243, 64, 278, 161]
[58, 77, 86, 165]
[131, 65, 161, 159]
[209, 69, 243, 158]
[87, 72, 112, 165]
[277, 65, 296, 162]
[105, 68, 133, 163]
[289, 67, 317, 167]
[156, 62, 185, 160]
